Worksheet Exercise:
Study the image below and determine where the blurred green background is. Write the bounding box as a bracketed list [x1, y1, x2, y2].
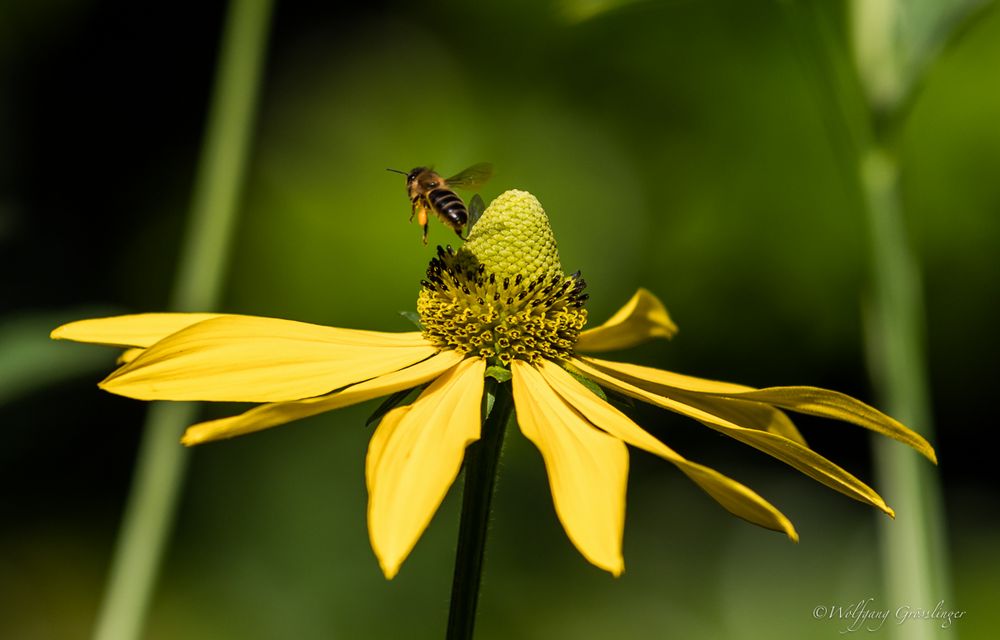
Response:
[2, 0, 998, 638]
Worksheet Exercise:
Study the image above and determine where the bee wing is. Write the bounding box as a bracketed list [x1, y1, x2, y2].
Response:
[466, 194, 486, 234]
[445, 163, 493, 189]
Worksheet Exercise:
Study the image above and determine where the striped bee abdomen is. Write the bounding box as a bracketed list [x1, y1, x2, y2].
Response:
[428, 188, 468, 226]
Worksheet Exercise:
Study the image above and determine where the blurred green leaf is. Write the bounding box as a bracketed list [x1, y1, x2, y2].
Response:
[851, 0, 993, 113]
[557, 0, 646, 24]
[0, 310, 116, 405]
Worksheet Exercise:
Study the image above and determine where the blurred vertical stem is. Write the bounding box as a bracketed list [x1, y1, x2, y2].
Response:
[786, 3, 950, 637]
[860, 144, 949, 639]
[92, 2, 273, 640]
[447, 381, 512, 640]
[850, 2, 951, 636]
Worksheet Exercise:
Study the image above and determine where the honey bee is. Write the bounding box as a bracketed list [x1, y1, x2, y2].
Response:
[388, 163, 493, 244]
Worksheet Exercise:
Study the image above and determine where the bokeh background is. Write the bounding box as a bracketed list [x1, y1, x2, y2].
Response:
[2, 0, 998, 638]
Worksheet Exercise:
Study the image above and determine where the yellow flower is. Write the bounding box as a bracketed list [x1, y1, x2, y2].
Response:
[52, 190, 936, 579]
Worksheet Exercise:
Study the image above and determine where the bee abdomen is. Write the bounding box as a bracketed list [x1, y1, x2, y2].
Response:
[428, 188, 468, 225]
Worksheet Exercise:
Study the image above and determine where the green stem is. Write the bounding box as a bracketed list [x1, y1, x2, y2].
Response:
[91, 2, 274, 639]
[848, 3, 951, 635]
[783, 4, 950, 634]
[91, 403, 197, 640]
[446, 381, 513, 640]
[860, 145, 950, 639]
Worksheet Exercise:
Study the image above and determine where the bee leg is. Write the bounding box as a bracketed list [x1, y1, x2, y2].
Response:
[409, 201, 417, 223]
[417, 207, 429, 244]
[455, 228, 468, 242]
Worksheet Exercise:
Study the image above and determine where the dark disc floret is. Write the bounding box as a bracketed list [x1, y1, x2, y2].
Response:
[417, 246, 589, 366]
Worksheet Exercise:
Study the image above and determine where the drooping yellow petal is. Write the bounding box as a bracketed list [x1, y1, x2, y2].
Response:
[673, 393, 808, 446]
[181, 350, 465, 445]
[719, 387, 937, 464]
[582, 357, 807, 445]
[51, 313, 224, 347]
[367, 357, 486, 579]
[575, 289, 677, 352]
[537, 360, 798, 541]
[511, 360, 628, 576]
[100, 316, 435, 402]
[582, 358, 934, 462]
[581, 356, 752, 393]
[571, 358, 895, 517]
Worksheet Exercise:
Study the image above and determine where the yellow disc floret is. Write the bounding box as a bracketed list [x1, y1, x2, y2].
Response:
[455, 189, 562, 284]
[417, 190, 588, 366]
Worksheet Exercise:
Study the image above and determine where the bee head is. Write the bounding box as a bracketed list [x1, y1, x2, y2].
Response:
[406, 167, 428, 185]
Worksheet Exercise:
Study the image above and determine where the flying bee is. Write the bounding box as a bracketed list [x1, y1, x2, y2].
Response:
[387, 163, 493, 244]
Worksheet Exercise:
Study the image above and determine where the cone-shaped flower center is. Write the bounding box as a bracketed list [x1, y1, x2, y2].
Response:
[417, 190, 589, 366]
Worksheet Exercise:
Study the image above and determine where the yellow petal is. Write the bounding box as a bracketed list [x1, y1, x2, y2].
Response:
[583, 359, 933, 463]
[100, 316, 435, 402]
[721, 387, 936, 464]
[511, 360, 628, 576]
[117, 347, 145, 365]
[367, 357, 486, 579]
[571, 358, 895, 517]
[50, 313, 225, 347]
[366, 405, 409, 494]
[575, 289, 677, 353]
[181, 350, 465, 445]
[581, 356, 752, 394]
[582, 357, 807, 446]
[537, 360, 798, 540]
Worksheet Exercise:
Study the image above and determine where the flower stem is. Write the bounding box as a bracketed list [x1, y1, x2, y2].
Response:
[91, 2, 273, 639]
[446, 381, 513, 640]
